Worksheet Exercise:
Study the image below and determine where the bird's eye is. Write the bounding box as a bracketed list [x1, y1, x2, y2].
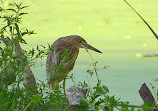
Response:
[79, 40, 82, 43]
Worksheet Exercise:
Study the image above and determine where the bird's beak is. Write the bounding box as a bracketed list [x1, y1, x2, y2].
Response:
[81, 43, 102, 53]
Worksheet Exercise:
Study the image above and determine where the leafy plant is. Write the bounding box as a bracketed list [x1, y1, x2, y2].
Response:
[0, 1, 158, 111]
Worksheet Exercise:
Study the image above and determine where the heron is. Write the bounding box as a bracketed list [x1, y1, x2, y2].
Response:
[46, 35, 102, 93]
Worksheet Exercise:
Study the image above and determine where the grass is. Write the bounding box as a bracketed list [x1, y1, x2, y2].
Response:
[1, 0, 158, 105]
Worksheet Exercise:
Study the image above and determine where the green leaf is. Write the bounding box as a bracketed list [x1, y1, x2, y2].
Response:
[20, 38, 27, 44]
[39, 45, 46, 49]
[102, 85, 109, 93]
[94, 61, 98, 66]
[9, 26, 12, 33]
[95, 98, 104, 106]
[37, 45, 39, 50]
[93, 86, 102, 94]
[18, 2, 23, 9]
[19, 13, 28, 16]
[14, 23, 20, 33]
[80, 98, 88, 105]
[6, 9, 17, 12]
[33, 95, 42, 103]
[87, 69, 93, 76]
[103, 65, 110, 69]
[14, 23, 21, 39]
[21, 31, 28, 36]
[29, 48, 35, 57]
[94, 93, 101, 99]
[141, 102, 152, 108]
[13, 2, 19, 9]
[20, 6, 29, 10]
[13, 2, 23, 9]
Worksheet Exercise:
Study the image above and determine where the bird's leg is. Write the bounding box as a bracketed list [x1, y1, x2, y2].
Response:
[63, 79, 66, 94]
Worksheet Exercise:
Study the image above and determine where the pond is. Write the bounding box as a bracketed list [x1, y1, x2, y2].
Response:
[3, 0, 158, 105]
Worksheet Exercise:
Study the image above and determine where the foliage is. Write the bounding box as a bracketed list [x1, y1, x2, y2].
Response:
[0, 1, 158, 111]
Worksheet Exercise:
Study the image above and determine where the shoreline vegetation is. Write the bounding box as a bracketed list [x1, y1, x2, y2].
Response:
[0, 0, 158, 110]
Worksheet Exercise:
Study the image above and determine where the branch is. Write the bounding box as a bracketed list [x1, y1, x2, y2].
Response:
[117, 104, 158, 110]
[14, 42, 36, 86]
[124, 0, 158, 40]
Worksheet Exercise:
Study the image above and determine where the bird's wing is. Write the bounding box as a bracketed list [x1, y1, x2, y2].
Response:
[46, 39, 79, 79]
[46, 49, 54, 79]
[46, 46, 60, 90]
[46, 42, 64, 80]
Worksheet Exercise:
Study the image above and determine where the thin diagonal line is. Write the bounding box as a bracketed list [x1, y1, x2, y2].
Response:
[124, 0, 158, 40]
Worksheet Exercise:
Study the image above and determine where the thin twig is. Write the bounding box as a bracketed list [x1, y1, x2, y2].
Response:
[85, 49, 100, 84]
[85, 49, 122, 111]
[23, 99, 35, 111]
[124, 0, 158, 40]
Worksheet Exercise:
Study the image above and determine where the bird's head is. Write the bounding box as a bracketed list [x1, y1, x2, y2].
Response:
[69, 35, 102, 53]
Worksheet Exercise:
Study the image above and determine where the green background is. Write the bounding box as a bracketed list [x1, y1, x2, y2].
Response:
[1, 0, 158, 105]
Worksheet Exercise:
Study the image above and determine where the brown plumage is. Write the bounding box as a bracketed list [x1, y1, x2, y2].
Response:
[46, 35, 102, 92]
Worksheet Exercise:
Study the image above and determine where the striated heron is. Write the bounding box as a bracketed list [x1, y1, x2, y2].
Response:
[46, 35, 102, 92]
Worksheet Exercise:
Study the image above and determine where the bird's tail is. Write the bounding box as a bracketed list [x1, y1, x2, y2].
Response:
[49, 81, 59, 90]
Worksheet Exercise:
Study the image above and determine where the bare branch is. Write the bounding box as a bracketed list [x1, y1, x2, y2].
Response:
[124, 0, 158, 40]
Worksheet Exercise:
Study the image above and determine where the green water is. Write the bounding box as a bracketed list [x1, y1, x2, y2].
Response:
[2, 0, 158, 105]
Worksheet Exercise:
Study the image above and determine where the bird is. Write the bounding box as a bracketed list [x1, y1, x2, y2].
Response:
[46, 35, 102, 93]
